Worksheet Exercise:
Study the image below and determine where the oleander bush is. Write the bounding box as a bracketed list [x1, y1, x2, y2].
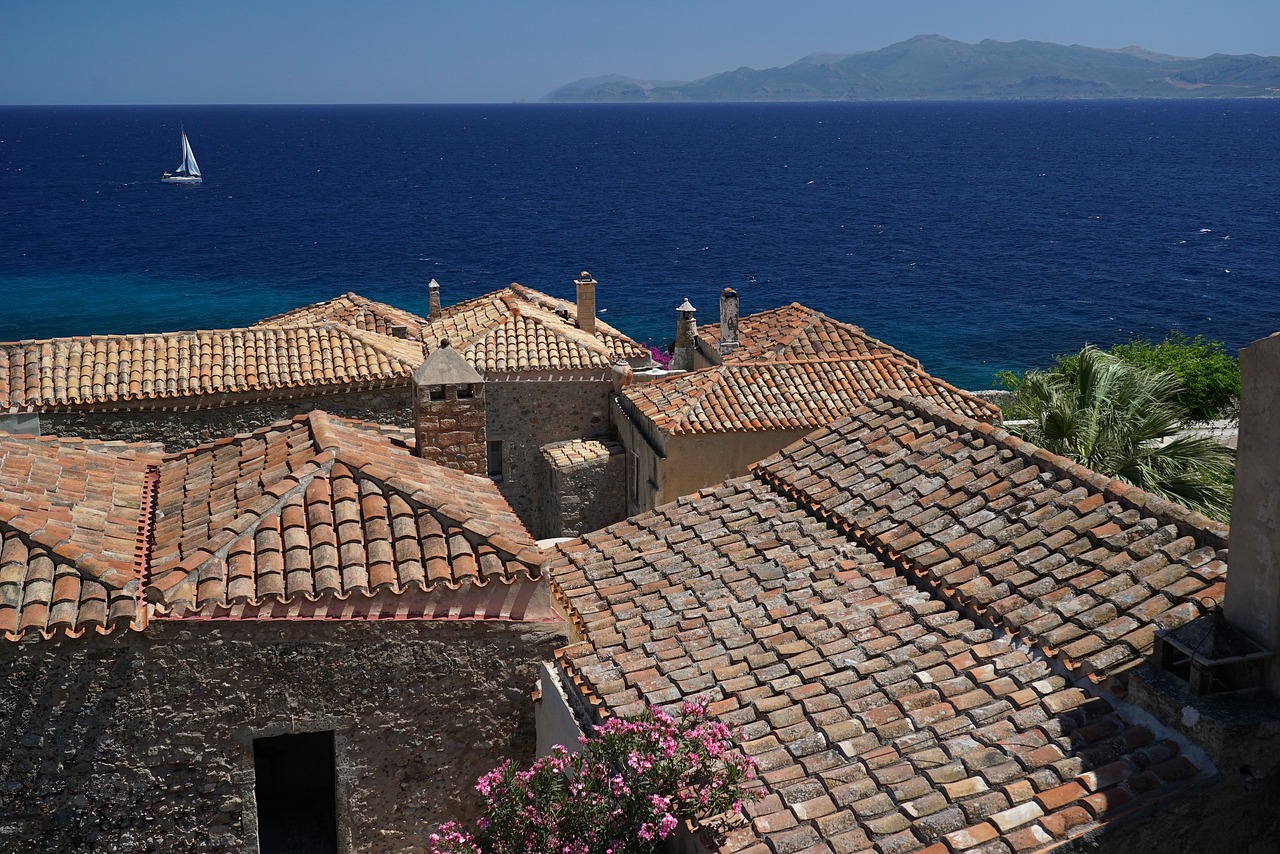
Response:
[427, 702, 758, 854]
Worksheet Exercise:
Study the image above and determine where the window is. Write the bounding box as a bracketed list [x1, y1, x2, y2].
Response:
[457, 383, 474, 399]
[487, 441, 504, 479]
[630, 450, 640, 505]
[254, 732, 339, 854]
[428, 385, 446, 401]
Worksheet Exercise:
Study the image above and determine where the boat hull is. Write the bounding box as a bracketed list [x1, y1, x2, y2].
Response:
[162, 173, 202, 184]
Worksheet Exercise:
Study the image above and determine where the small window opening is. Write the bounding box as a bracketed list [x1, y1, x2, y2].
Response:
[254, 731, 339, 854]
[457, 383, 474, 399]
[630, 450, 640, 504]
[428, 385, 446, 401]
[488, 441, 504, 480]
[1153, 614, 1273, 696]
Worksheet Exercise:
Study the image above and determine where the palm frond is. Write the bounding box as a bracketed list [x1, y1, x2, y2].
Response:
[1006, 344, 1234, 520]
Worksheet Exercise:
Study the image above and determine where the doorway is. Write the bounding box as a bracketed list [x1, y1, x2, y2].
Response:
[253, 731, 339, 854]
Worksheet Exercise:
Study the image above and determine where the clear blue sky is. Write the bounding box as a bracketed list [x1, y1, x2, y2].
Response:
[4, 0, 1278, 104]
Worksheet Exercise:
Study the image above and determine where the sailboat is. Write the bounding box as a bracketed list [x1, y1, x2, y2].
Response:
[162, 127, 202, 184]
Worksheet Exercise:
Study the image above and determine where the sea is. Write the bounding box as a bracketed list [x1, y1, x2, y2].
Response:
[1, 101, 1277, 390]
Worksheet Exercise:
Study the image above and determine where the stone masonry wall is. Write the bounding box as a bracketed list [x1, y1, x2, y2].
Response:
[0, 619, 566, 854]
[539, 439, 627, 538]
[40, 388, 413, 452]
[486, 380, 611, 537]
[413, 383, 487, 475]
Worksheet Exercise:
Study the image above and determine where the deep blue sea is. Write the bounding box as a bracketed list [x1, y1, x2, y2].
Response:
[1, 102, 1277, 389]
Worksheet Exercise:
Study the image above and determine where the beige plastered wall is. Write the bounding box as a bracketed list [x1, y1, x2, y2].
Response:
[655, 429, 813, 506]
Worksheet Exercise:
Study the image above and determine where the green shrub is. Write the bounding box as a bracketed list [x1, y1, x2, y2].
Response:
[997, 332, 1239, 423]
[1108, 333, 1239, 422]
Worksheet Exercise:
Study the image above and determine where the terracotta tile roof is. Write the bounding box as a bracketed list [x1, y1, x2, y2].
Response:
[0, 412, 544, 638]
[701, 303, 921, 367]
[148, 411, 543, 619]
[0, 324, 425, 413]
[753, 393, 1228, 682]
[0, 435, 162, 639]
[0, 285, 649, 412]
[254, 292, 429, 339]
[546, 392, 1222, 853]
[420, 284, 649, 373]
[622, 357, 1000, 435]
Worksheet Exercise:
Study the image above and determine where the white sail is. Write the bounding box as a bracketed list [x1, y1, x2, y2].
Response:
[163, 127, 202, 183]
[180, 130, 201, 177]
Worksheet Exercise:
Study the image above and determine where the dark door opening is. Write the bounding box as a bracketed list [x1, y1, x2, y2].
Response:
[254, 731, 339, 854]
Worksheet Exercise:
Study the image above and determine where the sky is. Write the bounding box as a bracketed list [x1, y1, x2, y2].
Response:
[4, 0, 1279, 104]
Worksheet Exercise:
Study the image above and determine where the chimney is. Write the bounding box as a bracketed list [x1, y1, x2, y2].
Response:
[718, 287, 740, 356]
[575, 271, 597, 335]
[1224, 332, 1280, 694]
[390, 324, 408, 339]
[671, 298, 697, 372]
[428, 279, 442, 317]
[411, 339, 487, 474]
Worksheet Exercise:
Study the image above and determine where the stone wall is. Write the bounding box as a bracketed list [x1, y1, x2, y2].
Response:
[0, 619, 566, 854]
[538, 438, 626, 538]
[413, 383, 487, 475]
[485, 379, 612, 535]
[39, 388, 413, 452]
[1068, 771, 1280, 854]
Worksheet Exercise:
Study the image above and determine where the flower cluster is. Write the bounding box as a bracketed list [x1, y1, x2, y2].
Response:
[643, 344, 673, 369]
[426, 702, 757, 854]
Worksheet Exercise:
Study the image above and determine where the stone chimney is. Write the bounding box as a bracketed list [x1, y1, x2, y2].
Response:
[671, 298, 697, 372]
[411, 339, 486, 475]
[1224, 332, 1280, 694]
[390, 324, 408, 339]
[428, 279, 442, 317]
[718, 287, 740, 356]
[575, 271, 597, 335]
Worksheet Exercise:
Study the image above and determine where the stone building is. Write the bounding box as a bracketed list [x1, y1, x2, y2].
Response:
[413, 276, 652, 535]
[0, 411, 565, 854]
[0, 279, 654, 539]
[614, 295, 1001, 517]
[540, 386, 1280, 853]
[0, 293, 430, 448]
[537, 437, 627, 540]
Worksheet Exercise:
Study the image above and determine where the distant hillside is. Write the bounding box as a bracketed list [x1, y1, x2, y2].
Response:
[542, 35, 1280, 102]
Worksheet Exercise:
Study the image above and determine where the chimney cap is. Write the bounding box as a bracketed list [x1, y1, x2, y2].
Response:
[722, 287, 738, 298]
[677, 298, 696, 313]
[429, 278, 440, 288]
[577, 271, 594, 281]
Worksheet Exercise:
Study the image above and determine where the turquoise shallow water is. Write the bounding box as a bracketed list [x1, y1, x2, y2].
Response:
[2, 101, 1277, 389]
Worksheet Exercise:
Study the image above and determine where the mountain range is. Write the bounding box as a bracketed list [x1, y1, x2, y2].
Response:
[542, 35, 1280, 102]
